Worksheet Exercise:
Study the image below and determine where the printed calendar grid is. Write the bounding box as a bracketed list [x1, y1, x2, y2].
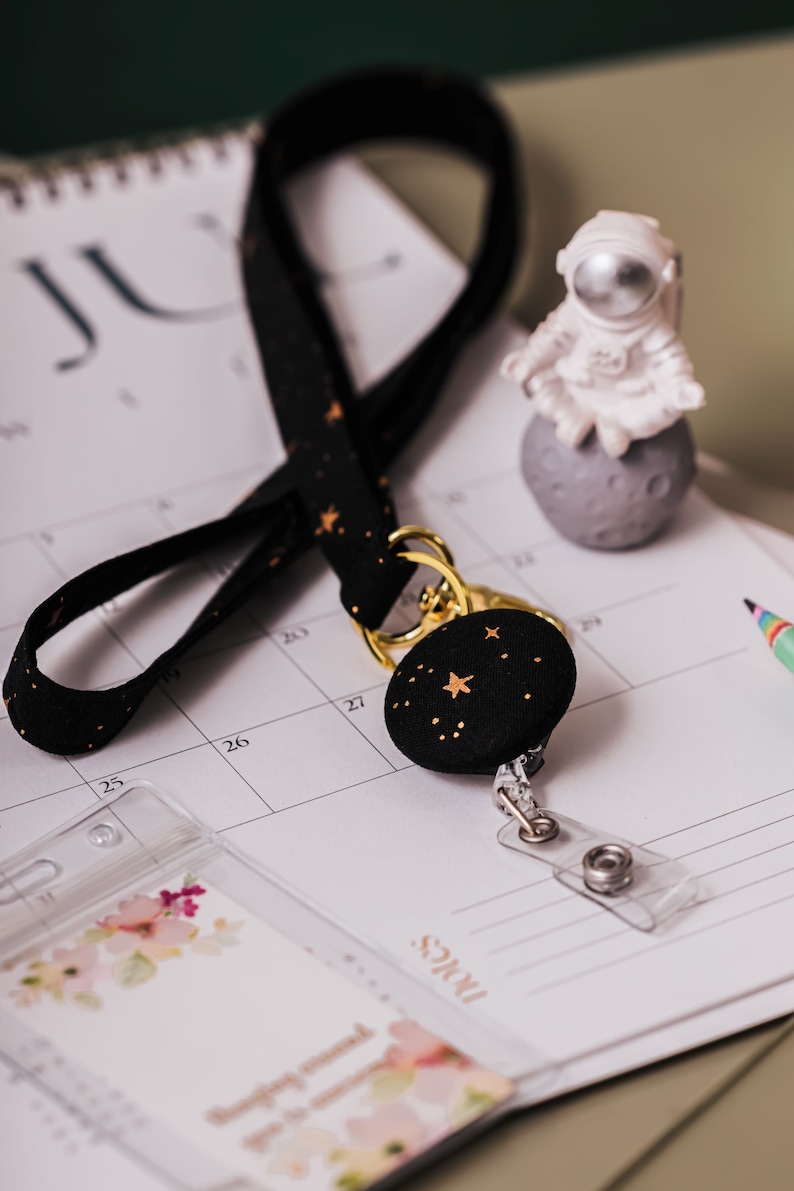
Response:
[0, 459, 769, 856]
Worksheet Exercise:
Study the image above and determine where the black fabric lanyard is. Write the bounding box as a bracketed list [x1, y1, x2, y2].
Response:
[3, 68, 519, 756]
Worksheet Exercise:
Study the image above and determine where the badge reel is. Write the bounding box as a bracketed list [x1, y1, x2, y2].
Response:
[361, 527, 698, 932]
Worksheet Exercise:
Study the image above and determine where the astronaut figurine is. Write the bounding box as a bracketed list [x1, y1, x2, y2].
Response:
[502, 211, 705, 549]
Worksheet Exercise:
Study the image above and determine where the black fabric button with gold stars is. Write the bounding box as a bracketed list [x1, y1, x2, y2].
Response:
[384, 609, 576, 774]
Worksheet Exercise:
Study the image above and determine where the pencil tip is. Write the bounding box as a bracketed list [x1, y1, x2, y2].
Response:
[744, 598, 757, 613]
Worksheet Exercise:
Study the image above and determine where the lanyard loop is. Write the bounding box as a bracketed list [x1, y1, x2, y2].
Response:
[3, 67, 520, 755]
[242, 67, 520, 627]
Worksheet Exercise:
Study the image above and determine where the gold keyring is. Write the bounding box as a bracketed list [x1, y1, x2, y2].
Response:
[354, 529, 473, 669]
[351, 524, 569, 668]
[386, 525, 455, 564]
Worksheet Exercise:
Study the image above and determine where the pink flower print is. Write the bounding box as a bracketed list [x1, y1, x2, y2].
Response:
[159, 884, 206, 917]
[346, 1102, 428, 1154]
[331, 1105, 431, 1189]
[384, 1021, 467, 1072]
[51, 946, 99, 993]
[98, 894, 163, 933]
[411, 1063, 465, 1105]
[11, 946, 100, 1007]
[11, 875, 238, 1011]
[98, 895, 195, 960]
[12, 960, 67, 1005]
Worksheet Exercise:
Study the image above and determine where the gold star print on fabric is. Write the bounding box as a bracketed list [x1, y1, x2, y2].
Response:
[443, 672, 473, 699]
[485, 626, 500, 639]
[317, 505, 341, 534]
[324, 399, 344, 424]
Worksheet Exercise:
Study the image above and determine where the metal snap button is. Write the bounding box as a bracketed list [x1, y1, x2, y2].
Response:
[582, 843, 633, 894]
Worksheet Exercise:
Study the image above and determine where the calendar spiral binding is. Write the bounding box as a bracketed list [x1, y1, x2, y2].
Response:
[0, 121, 263, 212]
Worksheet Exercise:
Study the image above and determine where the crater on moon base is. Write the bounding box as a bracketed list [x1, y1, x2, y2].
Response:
[521, 415, 696, 550]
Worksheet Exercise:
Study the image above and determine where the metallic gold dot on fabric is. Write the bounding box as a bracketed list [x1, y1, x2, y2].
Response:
[501, 653, 508, 659]
[453, 732, 460, 738]
[97, 725, 103, 731]
[409, 677, 415, 683]
[439, 734, 446, 741]
[19, 729, 25, 736]
[31, 683, 36, 689]
[393, 703, 398, 709]
[432, 717, 439, 725]
[352, 605, 359, 614]
[457, 721, 464, 729]
[417, 664, 424, 670]
[404, 701, 410, 706]
[534, 657, 542, 663]
[524, 693, 531, 699]
[428, 668, 434, 673]
[485, 626, 500, 639]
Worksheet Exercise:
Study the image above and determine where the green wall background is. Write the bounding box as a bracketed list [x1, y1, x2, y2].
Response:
[2, 1, 791, 155]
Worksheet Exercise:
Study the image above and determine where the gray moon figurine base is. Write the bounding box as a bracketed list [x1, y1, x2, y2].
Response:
[521, 415, 696, 550]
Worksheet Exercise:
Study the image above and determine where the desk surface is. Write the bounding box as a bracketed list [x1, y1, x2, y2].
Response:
[362, 34, 794, 1191]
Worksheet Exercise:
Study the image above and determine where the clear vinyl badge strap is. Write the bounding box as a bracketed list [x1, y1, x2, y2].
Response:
[493, 758, 698, 932]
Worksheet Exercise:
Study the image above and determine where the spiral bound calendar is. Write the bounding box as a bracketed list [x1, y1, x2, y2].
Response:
[3, 129, 794, 1187]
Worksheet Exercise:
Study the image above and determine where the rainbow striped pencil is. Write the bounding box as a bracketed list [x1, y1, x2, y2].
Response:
[744, 599, 794, 676]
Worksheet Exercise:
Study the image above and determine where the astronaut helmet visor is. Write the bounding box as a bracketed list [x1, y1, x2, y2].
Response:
[573, 252, 660, 317]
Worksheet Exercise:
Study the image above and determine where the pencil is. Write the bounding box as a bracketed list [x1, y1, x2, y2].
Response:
[744, 599, 794, 676]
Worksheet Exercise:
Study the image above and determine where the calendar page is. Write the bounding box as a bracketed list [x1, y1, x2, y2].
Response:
[3, 133, 794, 1156]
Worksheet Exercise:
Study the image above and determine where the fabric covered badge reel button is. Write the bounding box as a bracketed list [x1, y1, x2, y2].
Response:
[384, 609, 576, 775]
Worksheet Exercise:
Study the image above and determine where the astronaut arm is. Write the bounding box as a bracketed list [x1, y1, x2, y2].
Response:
[646, 334, 705, 412]
[500, 301, 576, 386]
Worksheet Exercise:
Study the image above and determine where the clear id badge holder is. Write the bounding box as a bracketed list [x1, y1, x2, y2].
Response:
[494, 759, 698, 932]
[0, 782, 552, 1191]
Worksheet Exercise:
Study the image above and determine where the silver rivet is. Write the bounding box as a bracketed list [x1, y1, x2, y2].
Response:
[582, 843, 633, 894]
[87, 823, 119, 847]
[518, 814, 560, 844]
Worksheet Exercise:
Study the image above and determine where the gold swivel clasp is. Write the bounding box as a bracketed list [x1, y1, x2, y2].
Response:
[353, 525, 566, 670]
